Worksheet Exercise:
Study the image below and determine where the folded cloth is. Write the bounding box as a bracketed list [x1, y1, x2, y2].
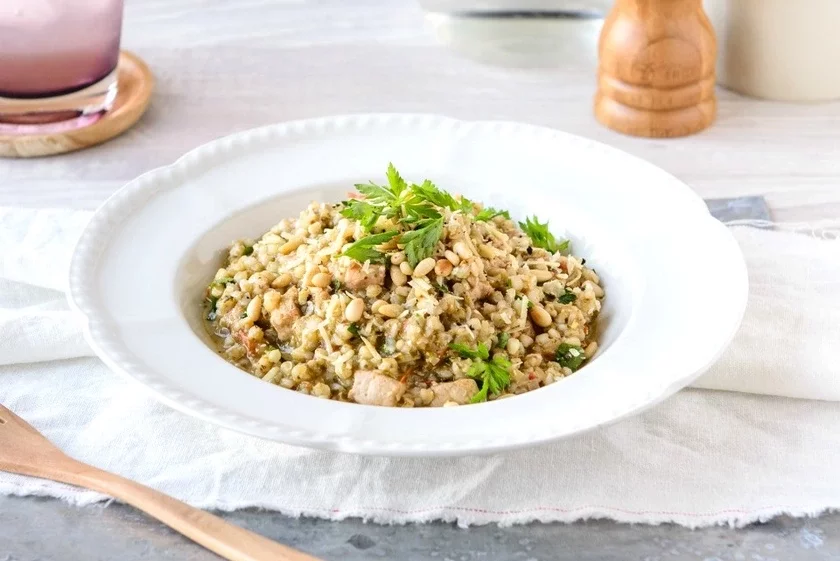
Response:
[1, 208, 839, 527]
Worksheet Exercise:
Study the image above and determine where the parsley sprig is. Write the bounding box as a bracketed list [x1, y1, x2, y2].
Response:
[342, 230, 398, 264]
[554, 343, 586, 371]
[450, 343, 512, 403]
[519, 216, 569, 254]
[341, 164, 515, 267]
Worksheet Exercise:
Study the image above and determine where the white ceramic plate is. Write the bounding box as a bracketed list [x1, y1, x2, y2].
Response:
[68, 114, 748, 457]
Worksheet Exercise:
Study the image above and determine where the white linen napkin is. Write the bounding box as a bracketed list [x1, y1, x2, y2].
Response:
[1, 207, 839, 527]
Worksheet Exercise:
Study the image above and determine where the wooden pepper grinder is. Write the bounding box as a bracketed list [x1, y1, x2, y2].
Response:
[594, 0, 717, 137]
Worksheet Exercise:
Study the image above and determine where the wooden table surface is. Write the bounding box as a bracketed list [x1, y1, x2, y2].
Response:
[2, 1, 840, 559]
[2, 0, 839, 223]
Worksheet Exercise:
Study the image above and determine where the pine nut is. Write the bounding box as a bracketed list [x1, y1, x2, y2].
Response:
[390, 265, 408, 286]
[279, 237, 303, 255]
[413, 257, 436, 277]
[585, 341, 598, 357]
[530, 305, 552, 327]
[399, 261, 414, 276]
[345, 298, 365, 322]
[246, 295, 262, 322]
[532, 269, 554, 283]
[453, 241, 471, 260]
[371, 299, 387, 314]
[435, 259, 453, 276]
[378, 303, 402, 318]
[311, 272, 331, 288]
[444, 250, 460, 266]
[271, 272, 292, 289]
[391, 251, 406, 265]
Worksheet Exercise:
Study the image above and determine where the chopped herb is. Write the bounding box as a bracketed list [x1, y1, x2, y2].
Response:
[518, 216, 570, 254]
[527, 299, 534, 310]
[436, 282, 451, 294]
[450, 343, 512, 403]
[475, 207, 511, 222]
[340, 199, 381, 230]
[505, 278, 513, 288]
[557, 290, 577, 304]
[497, 333, 510, 349]
[330, 278, 343, 292]
[348, 323, 360, 336]
[242, 245, 254, 256]
[400, 217, 444, 267]
[555, 343, 586, 372]
[205, 296, 219, 321]
[240, 311, 248, 319]
[342, 230, 399, 263]
[211, 277, 234, 286]
[412, 179, 464, 212]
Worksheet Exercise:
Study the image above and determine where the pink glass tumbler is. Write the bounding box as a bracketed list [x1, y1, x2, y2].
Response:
[0, 0, 124, 132]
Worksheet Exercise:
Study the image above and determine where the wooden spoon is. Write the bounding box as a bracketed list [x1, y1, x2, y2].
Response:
[0, 403, 323, 561]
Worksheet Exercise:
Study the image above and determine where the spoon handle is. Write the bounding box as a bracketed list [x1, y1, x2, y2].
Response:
[52, 461, 322, 561]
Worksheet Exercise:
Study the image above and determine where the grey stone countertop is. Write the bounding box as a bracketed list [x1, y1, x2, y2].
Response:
[2, 496, 838, 561]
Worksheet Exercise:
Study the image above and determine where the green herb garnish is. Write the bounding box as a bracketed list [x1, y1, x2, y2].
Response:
[211, 277, 234, 286]
[348, 323, 360, 336]
[475, 207, 511, 222]
[557, 290, 577, 304]
[330, 278, 343, 292]
[342, 230, 399, 263]
[497, 333, 510, 349]
[242, 245, 254, 256]
[518, 216, 569, 254]
[555, 343, 586, 372]
[450, 343, 512, 403]
[400, 217, 444, 267]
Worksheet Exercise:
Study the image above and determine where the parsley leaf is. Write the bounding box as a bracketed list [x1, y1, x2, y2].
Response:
[519, 216, 570, 254]
[450, 343, 511, 403]
[400, 217, 443, 267]
[412, 179, 462, 211]
[340, 199, 382, 231]
[386, 162, 408, 196]
[496, 332, 510, 349]
[342, 231, 399, 263]
[555, 343, 586, 371]
[557, 290, 577, 304]
[475, 207, 511, 222]
[451, 342, 490, 361]
[348, 323, 360, 336]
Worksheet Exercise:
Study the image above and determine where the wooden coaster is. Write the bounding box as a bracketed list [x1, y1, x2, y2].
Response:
[0, 51, 154, 158]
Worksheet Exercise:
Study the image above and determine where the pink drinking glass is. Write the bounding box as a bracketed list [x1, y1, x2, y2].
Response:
[0, 0, 124, 132]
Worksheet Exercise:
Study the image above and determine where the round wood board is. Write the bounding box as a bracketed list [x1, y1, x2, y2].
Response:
[0, 51, 154, 158]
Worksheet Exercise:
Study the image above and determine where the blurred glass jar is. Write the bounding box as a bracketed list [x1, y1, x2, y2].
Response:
[420, 0, 610, 68]
[705, 0, 840, 101]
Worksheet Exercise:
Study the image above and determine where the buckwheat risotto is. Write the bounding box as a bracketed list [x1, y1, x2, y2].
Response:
[204, 165, 604, 407]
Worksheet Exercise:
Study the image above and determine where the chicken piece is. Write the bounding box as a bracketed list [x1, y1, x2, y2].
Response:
[468, 279, 494, 302]
[269, 287, 300, 341]
[351, 370, 406, 407]
[344, 262, 385, 291]
[429, 379, 479, 407]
